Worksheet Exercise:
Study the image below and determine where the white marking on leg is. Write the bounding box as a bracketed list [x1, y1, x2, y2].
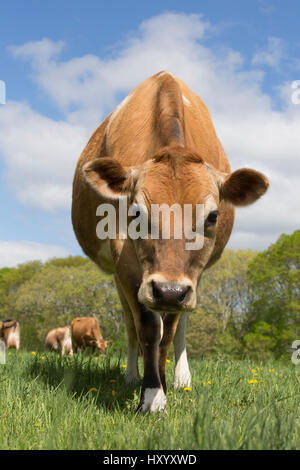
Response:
[63, 333, 73, 356]
[15, 327, 20, 350]
[142, 388, 166, 413]
[173, 312, 191, 388]
[125, 341, 140, 383]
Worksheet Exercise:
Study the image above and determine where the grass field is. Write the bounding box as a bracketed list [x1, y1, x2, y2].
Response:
[1, 350, 300, 450]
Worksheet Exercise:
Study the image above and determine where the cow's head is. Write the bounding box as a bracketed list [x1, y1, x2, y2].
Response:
[97, 339, 112, 355]
[83, 146, 269, 313]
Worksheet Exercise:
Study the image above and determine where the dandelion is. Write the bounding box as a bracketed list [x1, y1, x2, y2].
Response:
[202, 382, 207, 387]
[249, 379, 258, 384]
[184, 387, 192, 391]
[40, 356, 45, 360]
[207, 381, 212, 385]
[122, 364, 126, 368]
[269, 369, 275, 373]
[31, 351, 36, 356]
[112, 390, 117, 396]
[166, 359, 171, 363]
[89, 387, 98, 392]
[251, 369, 257, 374]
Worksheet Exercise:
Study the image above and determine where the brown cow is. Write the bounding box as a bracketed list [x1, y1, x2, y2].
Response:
[72, 71, 269, 412]
[45, 325, 73, 356]
[0, 319, 20, 351]
[71, 317, 111, 354]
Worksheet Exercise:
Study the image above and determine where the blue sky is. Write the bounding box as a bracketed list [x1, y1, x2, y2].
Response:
[0, 0, 299, 266]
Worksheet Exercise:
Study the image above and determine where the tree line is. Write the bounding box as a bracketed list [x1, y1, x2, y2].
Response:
[0, 229, 299, 359]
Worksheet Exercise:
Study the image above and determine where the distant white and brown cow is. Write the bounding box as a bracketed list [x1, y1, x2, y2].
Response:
[72, 71, 269, 412]
[45, 326, 73, 356]
[0, 319, 20, 351]
[71, 317, 111, 355]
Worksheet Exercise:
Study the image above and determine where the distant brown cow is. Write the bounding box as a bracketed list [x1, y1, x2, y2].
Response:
[71, 317, 111, 355]
[0, 319, 20, 351]
[45, 326, 73, 356]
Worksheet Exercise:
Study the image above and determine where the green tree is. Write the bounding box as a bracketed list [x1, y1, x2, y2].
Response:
[245, 230, 300, 358]
[187, 249, 257, 356]
[0, 257, 125, 350]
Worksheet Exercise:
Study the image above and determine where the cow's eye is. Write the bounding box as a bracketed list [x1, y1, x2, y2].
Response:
[206, 210, 219, 226]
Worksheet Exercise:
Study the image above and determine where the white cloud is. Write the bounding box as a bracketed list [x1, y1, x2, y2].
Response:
[252, 37, 286, 68]
[0, 241, 70, 268]
[0, 12, 299, 251]
[0, 101, 87, 210]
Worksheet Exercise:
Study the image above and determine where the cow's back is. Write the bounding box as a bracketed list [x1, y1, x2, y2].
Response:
[72, 72, 234, 268]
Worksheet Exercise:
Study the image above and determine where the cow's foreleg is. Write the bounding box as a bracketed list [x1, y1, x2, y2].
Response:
[115, 275, 140, 383]
[136, 306, 165, 413]
[173, 312, 191, 388]
[158, 313, 181, 393]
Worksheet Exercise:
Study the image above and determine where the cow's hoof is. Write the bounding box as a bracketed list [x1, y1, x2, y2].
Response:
[125, 372, 141, 384]
[173, 372, 192, 389]
[137, 388, 167, 414]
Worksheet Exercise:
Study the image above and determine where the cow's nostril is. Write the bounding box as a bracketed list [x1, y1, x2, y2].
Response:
[151, 281, 191, 307]
[152, 280, 162, 301]
[178, 285, 191, 303]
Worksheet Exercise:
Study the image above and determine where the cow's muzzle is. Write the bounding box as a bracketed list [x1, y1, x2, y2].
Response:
[138, 275, 196, 313]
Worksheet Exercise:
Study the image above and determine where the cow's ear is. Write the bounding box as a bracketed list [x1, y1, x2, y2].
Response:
[218, 168, 269, 207]
[83, 158, 139, 200]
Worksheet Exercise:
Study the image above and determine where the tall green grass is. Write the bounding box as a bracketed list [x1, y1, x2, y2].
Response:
[0, 350, 300, 449]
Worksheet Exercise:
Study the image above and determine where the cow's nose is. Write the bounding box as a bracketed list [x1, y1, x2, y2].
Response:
[152, 281, 191, 307]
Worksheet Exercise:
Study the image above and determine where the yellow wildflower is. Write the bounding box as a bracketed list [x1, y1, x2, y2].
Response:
[31, 351, 36, 355]
[184, 387, 192, 391]
[249, 379, 258, 384]
[89, 387, 98, 392]
[269, 369, 275, 372]
[112, 390, 117, 396]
